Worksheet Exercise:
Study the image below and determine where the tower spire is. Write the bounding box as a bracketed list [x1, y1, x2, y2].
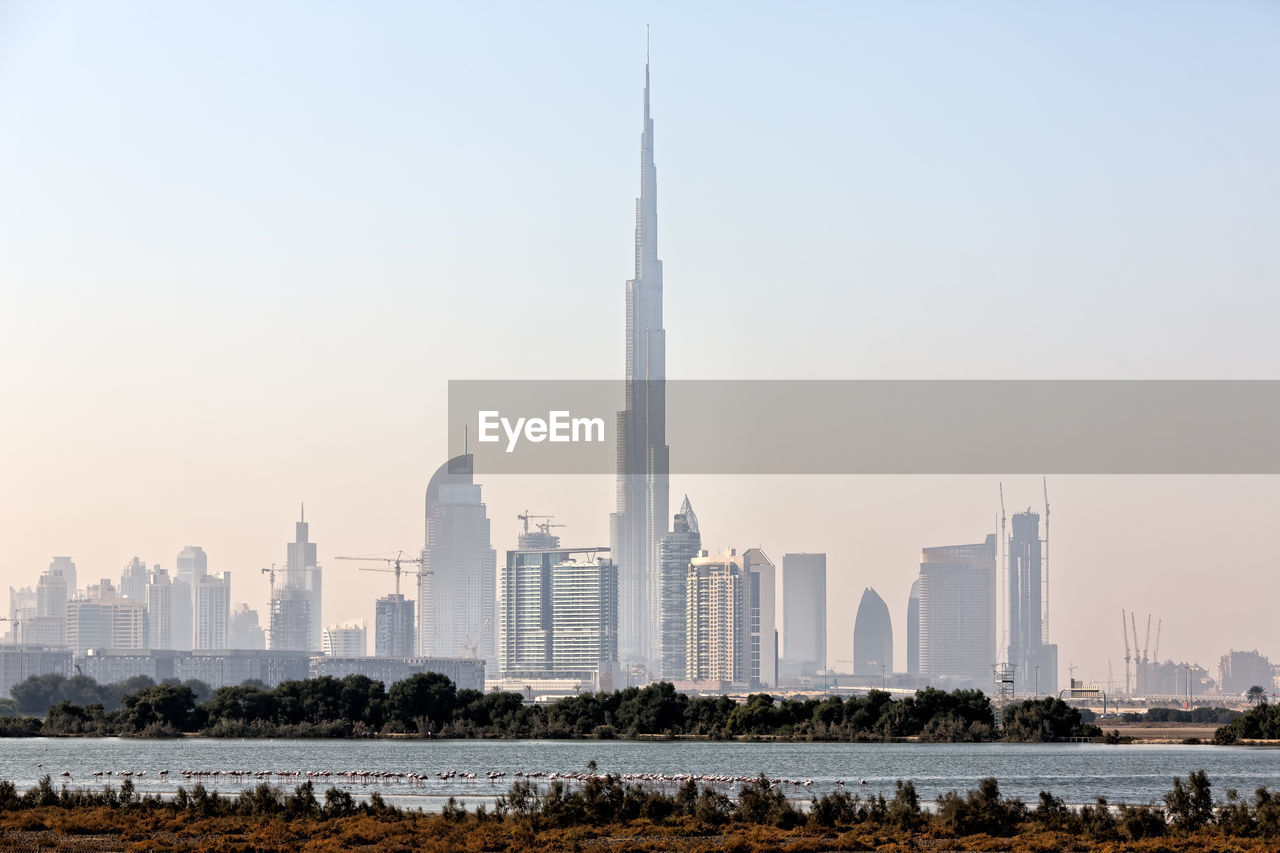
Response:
[644, 26, 651, 123]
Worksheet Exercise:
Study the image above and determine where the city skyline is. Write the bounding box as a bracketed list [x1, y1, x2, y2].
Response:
[2, 3, 1279, 686]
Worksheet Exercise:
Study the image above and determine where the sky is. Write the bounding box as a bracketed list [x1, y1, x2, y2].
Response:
[1, 1, 1278, 688]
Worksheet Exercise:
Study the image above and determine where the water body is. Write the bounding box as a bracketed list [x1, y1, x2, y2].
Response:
[2, 739, 1274, 810]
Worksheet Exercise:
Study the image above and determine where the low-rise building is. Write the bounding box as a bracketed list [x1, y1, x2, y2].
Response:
[309, 656, 485, 692]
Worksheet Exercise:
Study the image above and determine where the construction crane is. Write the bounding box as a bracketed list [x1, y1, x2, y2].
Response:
[1130, 612, 1142, 694]
[461, 618, 492, 659]
[1121, 610, 1131, 695]
[517, 511, 555, 535]
[335, 552, 425, 597]
[0, 616, 20, 645]
[1152, 618, 1162, 665]
[261, 563, 284, 595]
[1142, 614, 1152, 671]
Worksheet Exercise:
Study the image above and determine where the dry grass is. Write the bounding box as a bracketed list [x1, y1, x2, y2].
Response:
[2, 812, 1280, 853]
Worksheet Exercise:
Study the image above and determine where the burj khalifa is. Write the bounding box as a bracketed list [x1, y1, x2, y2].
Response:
[611, 48, 669, 667]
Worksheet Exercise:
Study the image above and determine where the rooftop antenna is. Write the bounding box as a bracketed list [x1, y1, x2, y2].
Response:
[464, 424, 469, 456]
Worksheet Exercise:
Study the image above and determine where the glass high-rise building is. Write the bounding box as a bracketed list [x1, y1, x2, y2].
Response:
[195, 572, 231, 651]
[374, 594, 415, 658]
[420, 453, 496, 666]
[611, 51, 669, 668]
[49, 557, 76, 600]
[498, 544, 617, 682]
[742, 548, 777, 688]
[684, 549, 749, 685]
[906, 579, 921, 676]
[781, 553, 827, 679]
[1007, 510, 1057, 694]
[918, 534, 996, 687]
[271, 509, 322, 652]
[120, 557, 149, 603]
[853, 587, 893, 677]
[657, 496, 700, 681]
[147, 568, 174, 649]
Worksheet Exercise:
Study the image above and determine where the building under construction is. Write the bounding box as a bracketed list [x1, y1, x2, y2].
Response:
[268, 509, 322, 652]
[1005, 505, 1058, 695]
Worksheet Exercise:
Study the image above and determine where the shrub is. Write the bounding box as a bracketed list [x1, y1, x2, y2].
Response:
[1164, 770, 1214, 832]
[936, 778, 1026, 836]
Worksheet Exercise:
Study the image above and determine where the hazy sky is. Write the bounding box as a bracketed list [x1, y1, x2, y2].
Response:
[1, 2, 1277, 686]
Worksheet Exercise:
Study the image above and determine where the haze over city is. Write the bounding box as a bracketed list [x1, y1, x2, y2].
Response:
[2, 1, 1278, 687]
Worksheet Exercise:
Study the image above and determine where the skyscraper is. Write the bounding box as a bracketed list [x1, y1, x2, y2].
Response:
[147, 568, 174, 649]
[7, 586, 36, 644]
[550, 557, 618, 678]
[906, 579, 920, 676]
[1007, 510, 1056, 694]
[120, 557, 149, 603]
[498, 542, 617, 682]
[684, 549, 749, 685]
[30, 566, 69, 646]
[194, 571, 231, 650]
[170, 576, 193, 652]
[271, 509, 322, 652]
[420, 453, 496, 665]
[322, 622, 367, 657]
[781, 553, 826, 679]
[229, 603, 266, 650]
[853, 587, 893, 677]
[742, 548, 777, 688]
[918, 534, 996, 686]
[48, 557, 76, 600]
[66, 580, 144, 655]
[374, 594, 415, 658]
[611, 50, 669, 667]
[499, 547, 555, 676]
[658, 496, 701, 680]
[176, 547, 208, 586]
[174, 546, 207, 649]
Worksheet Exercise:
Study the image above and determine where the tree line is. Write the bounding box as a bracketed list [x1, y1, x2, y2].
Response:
[3, 673, 1102, 741]
[2, 768, 1280, 849]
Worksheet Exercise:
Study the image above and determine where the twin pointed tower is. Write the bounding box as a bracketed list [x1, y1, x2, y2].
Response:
[611, 44, 670, 666]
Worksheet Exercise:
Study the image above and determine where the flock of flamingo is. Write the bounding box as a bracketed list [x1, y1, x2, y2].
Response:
[51, 768, 868, 792]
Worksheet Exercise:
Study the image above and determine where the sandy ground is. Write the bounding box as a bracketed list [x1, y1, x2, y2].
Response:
[1102, 721, 1219, 742]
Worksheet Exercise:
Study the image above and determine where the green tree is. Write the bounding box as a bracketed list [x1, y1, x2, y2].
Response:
[119, 683, 196, 733]
[387, 672, 456, 733]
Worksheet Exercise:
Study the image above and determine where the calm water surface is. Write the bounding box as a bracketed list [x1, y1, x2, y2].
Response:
[2, 739, 1275, 810]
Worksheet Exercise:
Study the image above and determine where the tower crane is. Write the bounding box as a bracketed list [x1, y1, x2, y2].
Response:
[1131, 612, 1142, 694]
[335, 551, 426, 597]
[517, 511, 555, 535]
[1121, 610, 1131, 695]
[261, 563, 283, 595]
[462, 618, 492, 659]
[1152, 619, 1162, 665]
[1142, 614, 1152, 670]
[0, 616, 21, 645]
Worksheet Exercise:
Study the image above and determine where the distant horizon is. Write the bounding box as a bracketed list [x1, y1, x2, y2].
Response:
[3, 2, 1278, 689]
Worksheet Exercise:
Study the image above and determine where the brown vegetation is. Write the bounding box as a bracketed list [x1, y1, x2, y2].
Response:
[0, 769, 1278, 851]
